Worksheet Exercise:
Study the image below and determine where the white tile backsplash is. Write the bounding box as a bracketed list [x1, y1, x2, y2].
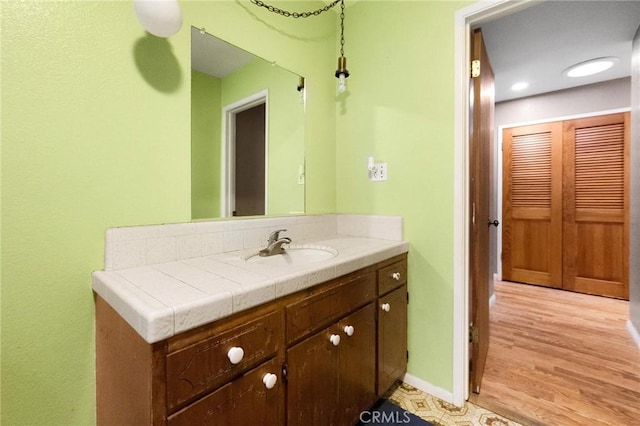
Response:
[146, 237, 177, 265]
[337, 214, 403, 241]
[177, 233, 202, 260]
[104, 214, 402, 271]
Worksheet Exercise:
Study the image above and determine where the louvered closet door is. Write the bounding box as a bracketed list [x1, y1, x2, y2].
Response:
[502, 122, 563, 288]
[562, 112, 629, 299]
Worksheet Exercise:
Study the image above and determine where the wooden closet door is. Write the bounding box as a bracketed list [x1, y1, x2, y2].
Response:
[562, 112, 630, 299]
[502, 122, 563, 288]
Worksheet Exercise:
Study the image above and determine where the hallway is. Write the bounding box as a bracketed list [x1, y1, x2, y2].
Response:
[470, 281, 640, 425]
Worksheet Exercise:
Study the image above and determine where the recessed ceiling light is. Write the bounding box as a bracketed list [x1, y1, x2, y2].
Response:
[511, 82, 529, 91]
[564, 57, 619, 78]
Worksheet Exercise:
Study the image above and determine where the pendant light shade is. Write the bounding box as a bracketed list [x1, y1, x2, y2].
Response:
[133, 0, 183, 38]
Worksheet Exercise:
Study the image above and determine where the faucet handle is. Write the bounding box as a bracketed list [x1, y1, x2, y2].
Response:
[268, 229, 287, 243]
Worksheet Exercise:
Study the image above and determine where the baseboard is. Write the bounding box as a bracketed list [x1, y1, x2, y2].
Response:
[489, 293, 497, 309]
[402, 373, 457, 406]
[627, 320, 640, 349]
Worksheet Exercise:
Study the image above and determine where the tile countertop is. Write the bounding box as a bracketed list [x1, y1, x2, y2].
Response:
[92, 235, 409, 344]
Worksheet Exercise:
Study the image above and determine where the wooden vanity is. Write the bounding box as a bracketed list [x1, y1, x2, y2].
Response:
[95, 253, 407, 425]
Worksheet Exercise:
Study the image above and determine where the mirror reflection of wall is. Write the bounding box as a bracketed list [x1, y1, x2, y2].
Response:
[191, 27, 305, 220]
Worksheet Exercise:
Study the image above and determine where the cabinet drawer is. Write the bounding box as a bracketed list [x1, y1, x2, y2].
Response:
[168, 357, 283, 426]
[378, 259, 407, 295]
[166, 310, 282, 411]
[286, 272, 375, 344]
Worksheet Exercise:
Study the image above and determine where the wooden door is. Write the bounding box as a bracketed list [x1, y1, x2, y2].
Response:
[502, 122, 564, 288]
[287, 326, 340, 426]
[562, 112, 630, 299]
[337, 304, 376, 425]
[503, 113, 629, 299]
[469, 28, 493, 394]
[234, 103, 266, 216]
[377, 285, 407, 396]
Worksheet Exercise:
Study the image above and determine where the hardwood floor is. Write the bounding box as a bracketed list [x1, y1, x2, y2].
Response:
[470, 280, 640, 426]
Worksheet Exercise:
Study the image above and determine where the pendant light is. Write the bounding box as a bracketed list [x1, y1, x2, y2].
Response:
[334, 0, 349, 93]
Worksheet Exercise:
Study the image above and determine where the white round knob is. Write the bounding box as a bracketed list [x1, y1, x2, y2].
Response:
[381, 303, 391, 312]
[227, 346, 244, 364]
[392, 272, 401, 281]
[330, 334, 341, 346]
[262, 373, 277, 389]
[343, 325, 355, 337]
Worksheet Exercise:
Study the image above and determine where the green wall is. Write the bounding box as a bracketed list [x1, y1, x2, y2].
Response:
[192, 70, 222, 219]
[2, 0, 480, 423]
[335, 0, 472, 391]
[1, 1, 335, 424]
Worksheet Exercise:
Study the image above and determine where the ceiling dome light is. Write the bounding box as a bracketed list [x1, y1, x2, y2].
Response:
[564, 57, 619, 78]
[511, 82, 529, 91]
[133, 0, 183, 38]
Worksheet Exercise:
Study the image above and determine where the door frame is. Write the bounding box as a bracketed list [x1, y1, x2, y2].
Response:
[221, 89, 269, 217]
[453, 0, 537, 406]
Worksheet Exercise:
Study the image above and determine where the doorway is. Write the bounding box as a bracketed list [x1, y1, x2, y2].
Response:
[222, 90, 268, 217]
[454, 0, 638, 408]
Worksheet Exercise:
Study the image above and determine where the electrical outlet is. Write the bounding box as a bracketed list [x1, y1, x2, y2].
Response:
[370, 162, 388, 181]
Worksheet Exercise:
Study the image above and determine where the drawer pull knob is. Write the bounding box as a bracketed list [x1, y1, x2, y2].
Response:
[227, 347, 245, 364]
[381, 303, 391, 312]
[330, 334, 341, 346]
[343, 325, 355, 337]
[262, 373, 278, 390]
[392, 272, 401, 280]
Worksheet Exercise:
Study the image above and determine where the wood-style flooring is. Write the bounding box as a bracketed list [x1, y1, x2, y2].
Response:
[470, 280, 640, 426]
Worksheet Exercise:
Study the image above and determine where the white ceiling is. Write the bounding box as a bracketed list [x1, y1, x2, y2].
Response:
[477, 0, 640, 102]
[191, 27, 255, 78]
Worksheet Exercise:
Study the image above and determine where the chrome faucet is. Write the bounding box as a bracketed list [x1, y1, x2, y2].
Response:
[259, 229, 291, 257]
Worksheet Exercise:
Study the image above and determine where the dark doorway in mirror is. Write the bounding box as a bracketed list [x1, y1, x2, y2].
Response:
[234, 102, 266, 216]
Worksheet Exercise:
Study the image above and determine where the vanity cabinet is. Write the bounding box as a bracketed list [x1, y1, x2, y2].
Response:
[95, 254, 407, 426]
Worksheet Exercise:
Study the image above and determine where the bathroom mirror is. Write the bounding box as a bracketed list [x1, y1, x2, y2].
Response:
[191, 27, 305, 219]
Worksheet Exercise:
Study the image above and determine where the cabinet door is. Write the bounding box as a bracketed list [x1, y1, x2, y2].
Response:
[287, 325, 340, 426]
[377, 284, 408, 396]
[338, 303, 376, 425]
[168, 357, 283, 426]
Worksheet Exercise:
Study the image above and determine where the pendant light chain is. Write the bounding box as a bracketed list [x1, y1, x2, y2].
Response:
[250, 0, 341, 18]
[250, 0, 350, 92]
[339, 0, 345, 57]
